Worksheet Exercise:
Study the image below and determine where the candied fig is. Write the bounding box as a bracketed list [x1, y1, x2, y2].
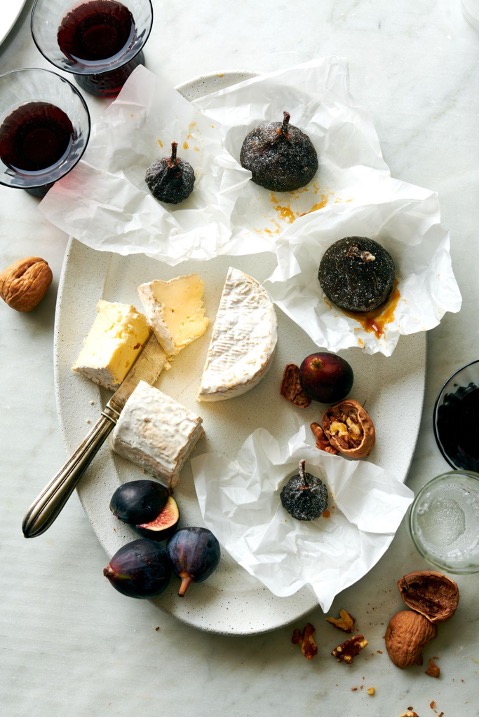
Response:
[397, 570, 460, 624]
[299, 352, 354, 404]
[280, 459, 328, 521]
[240, 111, 318, 192]
[322, 399, 375, 458]
[167, 527, 221, 596]
[134, 495, 180, 541]
[103, 539, 172, 598]
[145, 141, 195, 204]
[110, 479, 170, 525]
[318, 236, 396, 312]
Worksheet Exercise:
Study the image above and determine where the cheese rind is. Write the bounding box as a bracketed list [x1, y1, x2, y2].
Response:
[111, 380, 204, 487]
[138, 274, 209, 357]
[197, 267, 277, 402]
[72, 300, 151, 390]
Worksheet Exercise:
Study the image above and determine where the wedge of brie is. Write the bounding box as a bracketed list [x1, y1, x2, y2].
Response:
[197, 267, 278, 402]
[137, 274, 209, 357]
[72, 300, 151, 391]
[111, 380, 204, 487]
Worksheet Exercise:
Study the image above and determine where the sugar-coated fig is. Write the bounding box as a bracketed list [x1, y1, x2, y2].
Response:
[109, 479, 170, 525]
[134, 495, 180, 541]
[281, 459, 328, 521]
[145, 141, 195, 204]
[318, 237, 396, 313]
[167, 527, 221, 596]
[103, 539, 172, 599]
[299, 352, 353, 404]
[240, 111, 318, 192]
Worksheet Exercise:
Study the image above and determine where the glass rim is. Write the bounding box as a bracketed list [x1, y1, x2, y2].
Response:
[432, 359, 479, 470]
[408, 469, 479, 574]
[0, 67, 91, 189]
[30, 0, 154, 76]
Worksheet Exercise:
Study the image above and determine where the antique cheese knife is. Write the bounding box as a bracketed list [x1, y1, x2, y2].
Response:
[22, 334, 168, 538]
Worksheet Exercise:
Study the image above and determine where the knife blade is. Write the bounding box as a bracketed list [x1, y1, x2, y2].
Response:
[22, 334, 167, 538]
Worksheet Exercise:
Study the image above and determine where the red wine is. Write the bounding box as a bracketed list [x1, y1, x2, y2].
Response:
[57, 0, 135, 63]
[0, 102, 74, 173]
[436, 384, 479, 472]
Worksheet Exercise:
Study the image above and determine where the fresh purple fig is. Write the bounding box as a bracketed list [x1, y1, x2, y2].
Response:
[103, 539, 171, 599]
[109, 479, 170, 525]
[299, 352, 353, 404]
[134, 496, 180, 541]
[167, 527, 220, 597]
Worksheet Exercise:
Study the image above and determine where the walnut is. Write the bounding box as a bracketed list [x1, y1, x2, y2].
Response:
[331, 634, 368, 664]
[0, 256, 52, 312]
[397, 570, 459, 624]
[291, 622, 318, 660]
[322, 399, 375, 458]
[326, 608, 356, 632]
[384, 610, 437, 668]
[310, 422, 339, 455]
[280, 363, 311, 408]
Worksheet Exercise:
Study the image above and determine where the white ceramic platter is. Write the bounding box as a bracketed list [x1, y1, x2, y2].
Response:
[0, 1, 28, 48]
[54, 73, 426, 635]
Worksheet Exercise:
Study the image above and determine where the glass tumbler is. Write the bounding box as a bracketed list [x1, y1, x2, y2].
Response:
[433, 360, 479, 472]
[0, 68, 90, 197]
[408, 470, 479, 574]
[31, 0, 154, 98]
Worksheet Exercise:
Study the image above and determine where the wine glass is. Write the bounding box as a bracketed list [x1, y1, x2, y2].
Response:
[31, 0, 154, 98]
[0, 68, 90, 197]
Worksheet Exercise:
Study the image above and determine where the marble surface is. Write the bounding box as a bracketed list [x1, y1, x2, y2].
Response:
[0, 1, 478, 716]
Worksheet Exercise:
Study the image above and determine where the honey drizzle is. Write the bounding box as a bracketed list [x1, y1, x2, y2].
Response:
[344, 281, 401, 338]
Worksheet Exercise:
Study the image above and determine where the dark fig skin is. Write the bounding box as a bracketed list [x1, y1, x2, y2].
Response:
[167, 527, 221, 597]
[299, 352, 353, 404]
[110, 479, 170, 525]
[103, 539, 172, 599]
[134, 495, 180, 541]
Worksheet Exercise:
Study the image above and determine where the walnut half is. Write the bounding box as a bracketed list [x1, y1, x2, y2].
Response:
[0, 256, 52, 312]
[322, 399, 375, 458]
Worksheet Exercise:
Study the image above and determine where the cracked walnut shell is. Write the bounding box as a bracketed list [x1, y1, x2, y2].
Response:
[397, 570, 459, 624]
[385, 610, 437, 668]
[322, 399, 375, 458]
[0, 256, 52, 312]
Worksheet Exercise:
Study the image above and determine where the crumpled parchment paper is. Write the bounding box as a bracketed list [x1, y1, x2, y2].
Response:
[191, 425, 414, 612]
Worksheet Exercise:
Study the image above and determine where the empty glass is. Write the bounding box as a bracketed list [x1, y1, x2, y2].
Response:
[0, 68, 90, 197]
[409, 470, 479, 574]
[31, 0, 154, 97]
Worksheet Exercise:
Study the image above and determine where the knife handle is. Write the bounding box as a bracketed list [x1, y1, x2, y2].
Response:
[22, 404, 121, 539]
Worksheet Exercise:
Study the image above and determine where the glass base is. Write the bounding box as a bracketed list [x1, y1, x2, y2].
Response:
[74, 51, 145, 97]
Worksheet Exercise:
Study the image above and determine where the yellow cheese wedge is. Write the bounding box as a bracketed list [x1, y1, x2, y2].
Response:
[137, 274, 209, 357]
[72, 299, 151, 390]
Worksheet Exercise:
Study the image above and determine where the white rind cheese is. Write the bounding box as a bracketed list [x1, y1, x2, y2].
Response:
[197, 267, 277, 402]
[72, 300, 151, 391]
[111, 380, 204, 487]
[137, 274, 209, 357]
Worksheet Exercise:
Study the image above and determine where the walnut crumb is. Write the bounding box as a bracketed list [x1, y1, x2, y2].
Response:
[292, 623, 318, 660]
[367, 687, 375, 696]
[425, 658, 441, 678]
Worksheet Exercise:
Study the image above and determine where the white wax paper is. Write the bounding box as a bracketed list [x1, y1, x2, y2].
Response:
[39, 65, 252, 264]
[191, 425, 414, 612]
[265, 187, 462, 355]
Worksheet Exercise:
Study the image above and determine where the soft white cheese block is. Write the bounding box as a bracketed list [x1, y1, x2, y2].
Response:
[111, 380, 204, 487]
[197, 267, 278, 402]
[72, 300, 151, 391]
[137, 274, 209, 357]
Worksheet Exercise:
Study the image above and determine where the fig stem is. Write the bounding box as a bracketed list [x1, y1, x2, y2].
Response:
[169, 141, 178, 166]
[178, 574, 193, 597]
[281, 111, 291, 135]
[298, 459, 310, 491]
